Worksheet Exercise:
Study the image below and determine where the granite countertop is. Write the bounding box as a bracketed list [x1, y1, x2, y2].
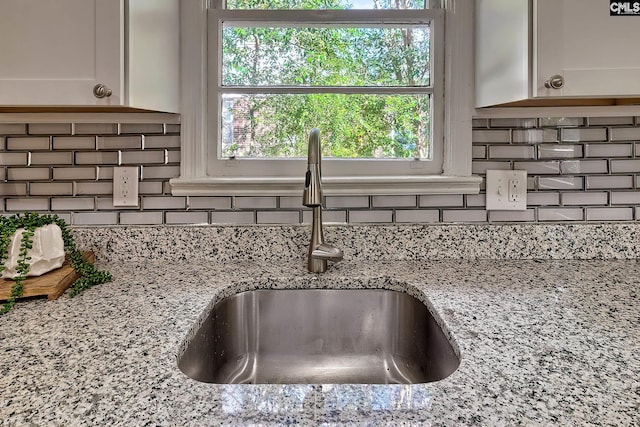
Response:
[1, 256, 639, 426]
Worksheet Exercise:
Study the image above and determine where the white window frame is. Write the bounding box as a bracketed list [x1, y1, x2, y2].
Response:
[171, 0, 480, 196]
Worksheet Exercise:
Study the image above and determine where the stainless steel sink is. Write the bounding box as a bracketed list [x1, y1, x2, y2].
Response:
[178, 289, 459, 384]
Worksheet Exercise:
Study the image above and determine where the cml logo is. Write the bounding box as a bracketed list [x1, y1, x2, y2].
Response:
[610, 1, 640, 15]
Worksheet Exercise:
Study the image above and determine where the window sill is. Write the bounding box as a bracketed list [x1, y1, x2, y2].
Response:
[169, 175, 481, 196]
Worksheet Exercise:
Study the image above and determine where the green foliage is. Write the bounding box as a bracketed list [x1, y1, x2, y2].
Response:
[0, 213, 112, 315]
[221, 0, 431, 159]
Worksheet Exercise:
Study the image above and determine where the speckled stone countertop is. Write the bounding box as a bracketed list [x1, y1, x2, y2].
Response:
[1, 225, 640, 426]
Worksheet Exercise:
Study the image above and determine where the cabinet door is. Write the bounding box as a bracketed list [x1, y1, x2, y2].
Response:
[535, 0, 640, 98]
[0, 0, 123, 106]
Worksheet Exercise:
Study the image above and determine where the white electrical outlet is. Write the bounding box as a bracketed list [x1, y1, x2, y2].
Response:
[113, 166, 139, 207]
[486, 170, 527, 211]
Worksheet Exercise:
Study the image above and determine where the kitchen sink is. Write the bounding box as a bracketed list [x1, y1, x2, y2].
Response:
[178, 289, 459, 384]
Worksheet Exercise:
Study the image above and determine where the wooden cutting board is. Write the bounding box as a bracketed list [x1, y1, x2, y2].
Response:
[0, 252, 95, 301]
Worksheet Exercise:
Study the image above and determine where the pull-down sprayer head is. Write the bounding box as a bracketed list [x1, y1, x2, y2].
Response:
[302, 128, 322, 207]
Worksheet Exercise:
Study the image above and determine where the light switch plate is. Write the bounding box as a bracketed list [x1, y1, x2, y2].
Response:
[113, 166, 139, 207]
[486, 170, 527, 211]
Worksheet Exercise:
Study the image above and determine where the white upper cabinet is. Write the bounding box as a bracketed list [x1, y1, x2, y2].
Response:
[476, 0, 640, 107]
[0, 0, 179, 112]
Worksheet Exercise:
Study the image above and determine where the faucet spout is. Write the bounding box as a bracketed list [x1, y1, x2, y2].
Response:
[302, 129, 343, 273]
[303, 128, 322, 208]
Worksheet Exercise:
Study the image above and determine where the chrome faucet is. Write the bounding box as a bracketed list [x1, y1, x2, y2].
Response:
[302, 128, 343, 273]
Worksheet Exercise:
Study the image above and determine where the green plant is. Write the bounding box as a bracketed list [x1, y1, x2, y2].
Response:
[0, 212, 112, 315]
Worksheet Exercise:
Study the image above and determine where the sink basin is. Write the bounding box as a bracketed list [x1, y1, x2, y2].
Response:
[178, 289, 459, 384]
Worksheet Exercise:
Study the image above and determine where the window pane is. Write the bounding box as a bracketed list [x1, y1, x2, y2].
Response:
[221, 93, 430, 159]
[223, 26, 430, 87]
[226, 0, 425, 10]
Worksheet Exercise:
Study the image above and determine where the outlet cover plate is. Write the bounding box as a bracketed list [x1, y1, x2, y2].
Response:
[486, 170, 527, 211]
[113, 166, 139, 207]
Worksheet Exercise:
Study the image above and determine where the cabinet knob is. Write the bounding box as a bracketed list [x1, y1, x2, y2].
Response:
[544, 75, 564, 90]
[93, 84, 112, 99]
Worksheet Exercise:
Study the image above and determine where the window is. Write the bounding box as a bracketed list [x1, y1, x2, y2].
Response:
[172, 0, 480, 196]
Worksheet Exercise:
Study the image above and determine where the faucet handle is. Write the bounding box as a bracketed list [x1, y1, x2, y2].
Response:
[311, 243, 343, 262]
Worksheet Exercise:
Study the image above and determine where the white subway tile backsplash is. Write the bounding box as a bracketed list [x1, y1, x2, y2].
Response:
[143, 196, 186, 210]
[51, 197, 95, 211]
[140, 165, 179, 180]
[489, 209, 535, 222]
[72, 212, 119, 225]
[120, 212, 164, 225]
[325, 196, 369, 209]
[538, 176, 584, 190]
[138, 181, 164, 195]
[0, 124, 27, 135]
[512, 129, 558, 144]
[52, 167, 96, 181]
[540, 117, 584, 127]
[349, 210, 393, 223]
[395, 209, 439, 223]
[472, 119, 488, 128]
[29, 182, 73, 196]
[96, 166, 113, 180]
[6, 137, 50, 151]
[514, 161, 561, 175]
[166, 150, 180, 164]
[610, 127, 640, 141]
[211, 211, 255, 224]
[165, 211, 209, 224]
[561, 192, 608, 206]
[257, 211, 300, 224]
[0, 183, 27, 196]
[165, 124, 181, 134]
[302, 210, 347, 224]
[28, 123, 71, 135]
[560, 160, 608, 174]
[234, 196, 277, 209]
[97, 136, 141, 150]
[95, 197, 139, 210]
[527, 192, 560, 206]
[538, 208, 584, 221]
[7, 167, 50, 181]
[0, 167, 5, 181]
[465, 194, 486, 207]
[586, 175, 634, 189]
[5, 198, 48, 211]
[120, 123, 164, 134]
[31, 152, 73, 165]
[586, 207, 633, 221]
[610, 159, 640, 173]
[610, 191, 640, 204]
[188, 196, 232, 210]
[75, 151, 119, 165]
[144, 135, 180, 148]
[472, 161, 511, 174]
[561, 128, 607, 142]
[372, 195, 417, 208]
[52, 136, 96, 150]
[490, 118, 537, 128]
[75, 182, 113, 195]
[588, 116, 633, 126]
[488, 145, 535, 159]
[121, 150, 165, 165]
[0, 153, 29, 166]
[278, 196, 306, 209]
[537, 144, 583, 159]
[472, 146, 486, 159]
[442, 209, 487, 223]
[584, 143, 633, 158]
[472, 129, 510, 144]
[73, 123, 118, 135]
[419, 194, 464, 207]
